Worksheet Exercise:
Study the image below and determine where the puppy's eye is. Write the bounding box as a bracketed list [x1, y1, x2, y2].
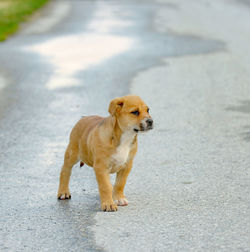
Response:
[131, 110, 139, 116]
[147, 108, 150, 113]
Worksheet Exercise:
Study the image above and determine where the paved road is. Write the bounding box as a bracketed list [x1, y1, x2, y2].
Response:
[0, 0, 249, 251]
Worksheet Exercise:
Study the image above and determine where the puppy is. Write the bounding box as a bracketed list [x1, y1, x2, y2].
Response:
[57, 95, 153, 211]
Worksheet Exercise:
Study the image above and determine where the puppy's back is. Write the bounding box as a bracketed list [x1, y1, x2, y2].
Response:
[70, 116, 104, 141]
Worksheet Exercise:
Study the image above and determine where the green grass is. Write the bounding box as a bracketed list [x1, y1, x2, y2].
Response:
[0, 0, 49, 41]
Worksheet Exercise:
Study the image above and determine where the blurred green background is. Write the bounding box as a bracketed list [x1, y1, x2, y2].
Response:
[0, 0, 49, 41]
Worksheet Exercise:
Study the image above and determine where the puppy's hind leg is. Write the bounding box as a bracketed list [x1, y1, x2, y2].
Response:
[57, 143, 79, 200]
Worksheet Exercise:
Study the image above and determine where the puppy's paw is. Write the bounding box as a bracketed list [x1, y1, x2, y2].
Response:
[101, 201, 117, 212]
[114, 197, 128, 206]
[57, 188, 71, 200]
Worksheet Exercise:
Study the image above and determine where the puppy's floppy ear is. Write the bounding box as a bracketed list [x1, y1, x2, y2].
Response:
[109, 97, 124, 116]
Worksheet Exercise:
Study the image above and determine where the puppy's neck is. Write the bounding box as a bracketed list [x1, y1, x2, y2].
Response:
[113, 117, 136, 147]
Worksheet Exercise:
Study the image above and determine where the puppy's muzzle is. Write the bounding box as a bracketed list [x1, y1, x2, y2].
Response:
[134, 118, 154, 132]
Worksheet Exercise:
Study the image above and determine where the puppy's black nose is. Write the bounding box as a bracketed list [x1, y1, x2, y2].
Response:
[146, 118, 153, 127]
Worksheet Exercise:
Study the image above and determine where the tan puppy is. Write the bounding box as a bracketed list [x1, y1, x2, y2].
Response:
[57, 95, 153, 211]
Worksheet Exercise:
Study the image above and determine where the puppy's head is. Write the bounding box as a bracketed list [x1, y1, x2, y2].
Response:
[109, 95, 153, 133]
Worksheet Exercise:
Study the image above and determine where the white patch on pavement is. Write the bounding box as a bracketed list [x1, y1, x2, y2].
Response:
[24, 2, 133, 90]
[28, 34, 132, 90]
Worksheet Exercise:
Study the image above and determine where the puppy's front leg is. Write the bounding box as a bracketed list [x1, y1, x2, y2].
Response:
[94, 161, 117, 212]
[113, 159, 133, 206]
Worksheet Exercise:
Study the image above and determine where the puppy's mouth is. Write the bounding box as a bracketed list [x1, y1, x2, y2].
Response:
[133, 125, 153, 133]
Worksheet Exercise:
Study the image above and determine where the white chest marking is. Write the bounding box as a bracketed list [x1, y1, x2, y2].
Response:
[111, 131, 135, 167]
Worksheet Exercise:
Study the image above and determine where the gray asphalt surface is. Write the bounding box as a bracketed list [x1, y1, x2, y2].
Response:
[0, 0, 249, 251]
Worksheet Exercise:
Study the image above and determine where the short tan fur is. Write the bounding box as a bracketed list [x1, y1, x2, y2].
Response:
[57, 95, 153, 211]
